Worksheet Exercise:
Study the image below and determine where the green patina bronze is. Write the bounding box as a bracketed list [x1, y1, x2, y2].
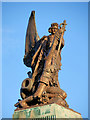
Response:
[13, 103, 82, 119]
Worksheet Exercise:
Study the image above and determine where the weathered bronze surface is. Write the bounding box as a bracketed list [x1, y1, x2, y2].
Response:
[14, 11, 68, 110]
[13, 103, 82, 118]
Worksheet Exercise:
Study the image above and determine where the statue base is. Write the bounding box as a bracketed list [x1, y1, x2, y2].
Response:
[13, 103, 82, 119]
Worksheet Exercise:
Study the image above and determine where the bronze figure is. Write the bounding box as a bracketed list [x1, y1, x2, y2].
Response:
[15, 11, 68, 109]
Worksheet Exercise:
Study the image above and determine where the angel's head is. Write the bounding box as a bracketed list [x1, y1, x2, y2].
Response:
[48, 23, 58, 34]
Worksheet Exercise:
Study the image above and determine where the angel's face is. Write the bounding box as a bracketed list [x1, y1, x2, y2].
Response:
[48, 28, 58, 34]
[51, 28, 58, 34]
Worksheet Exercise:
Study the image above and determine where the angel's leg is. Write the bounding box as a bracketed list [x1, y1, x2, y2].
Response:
[33, 82, 46, 98]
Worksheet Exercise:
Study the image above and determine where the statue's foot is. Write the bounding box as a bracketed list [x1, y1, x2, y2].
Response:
[59, 92, 67, 100]
[57, 99, 69, 108]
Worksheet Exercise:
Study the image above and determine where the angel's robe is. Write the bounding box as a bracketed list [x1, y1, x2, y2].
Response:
[24, 29, 64, 88]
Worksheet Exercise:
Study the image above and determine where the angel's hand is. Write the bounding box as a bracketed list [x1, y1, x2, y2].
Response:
[14, 101, 20, 107]
[14, 100, 29, 108]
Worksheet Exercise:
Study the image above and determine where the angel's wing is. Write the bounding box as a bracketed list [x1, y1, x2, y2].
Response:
[25, 11, 40, 56]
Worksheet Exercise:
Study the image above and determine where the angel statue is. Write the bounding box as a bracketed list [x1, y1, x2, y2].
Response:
[15, 11, 69, 109]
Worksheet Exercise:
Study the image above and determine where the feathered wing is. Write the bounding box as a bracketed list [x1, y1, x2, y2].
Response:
[25, 11, 40, 56]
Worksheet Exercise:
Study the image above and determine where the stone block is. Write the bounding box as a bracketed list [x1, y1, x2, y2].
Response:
[13, 103, 82, 119]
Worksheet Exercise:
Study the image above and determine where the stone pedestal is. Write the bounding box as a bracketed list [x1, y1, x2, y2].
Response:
[13, 103, 82, 119]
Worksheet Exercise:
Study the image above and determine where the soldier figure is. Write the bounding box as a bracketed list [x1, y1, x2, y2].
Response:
[15, 11, 68, 109]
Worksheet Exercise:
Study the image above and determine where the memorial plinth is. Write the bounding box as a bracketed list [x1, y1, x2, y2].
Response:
[13, 103, 82, 119]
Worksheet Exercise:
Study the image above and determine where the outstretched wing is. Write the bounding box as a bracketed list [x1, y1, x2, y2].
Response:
[25, 11, 40, 56]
